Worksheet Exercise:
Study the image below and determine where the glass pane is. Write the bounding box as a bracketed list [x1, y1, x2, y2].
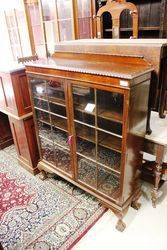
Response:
[77, 138, 96, 160]
[51, 114, 67, 131]
[47, 80, 65, 105]
[77, 0, 91, 39]
[97, 90, 123, 123]
[34, 98, 49, 111]
[57, 0, 72, 19]
[78, 156, 97, 188]
[58, 20, 73, 41]
[73, 86, 95, 125]
[54, 145, 71, 174]
[31, 78, 47, 99]
[40, 137, 54, 164]
[41, 0, 55, 21]
[52, 127, 69, 149]
[35, 109, 50, 124]
[77, 0, 91, 17]
[78, 18, 91, 39]
[37, 120, 52, 141]
[97, 145, 121, 171]
[97, 167, 120, 199]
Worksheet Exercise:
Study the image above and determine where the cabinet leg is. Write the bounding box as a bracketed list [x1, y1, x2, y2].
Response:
[39, 170, 48, 181]
[146, 107, 152, 135]
[151, 165, 162, 208]
[131, 200, 141, 210]
[116, 219, 126, 232]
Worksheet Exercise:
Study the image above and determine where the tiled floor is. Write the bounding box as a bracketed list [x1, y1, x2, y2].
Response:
[74, 181, 167, 250]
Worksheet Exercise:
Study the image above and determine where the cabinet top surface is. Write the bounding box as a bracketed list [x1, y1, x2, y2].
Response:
[26, 52, 153, 80]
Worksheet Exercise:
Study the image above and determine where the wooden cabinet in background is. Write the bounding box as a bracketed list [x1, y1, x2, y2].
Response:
[26, 40, 153, 231]
[0, 67, 39, 174]
[0, 113, 13, 149]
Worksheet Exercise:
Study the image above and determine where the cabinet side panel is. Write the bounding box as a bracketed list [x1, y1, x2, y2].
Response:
[11, 71, 32, 116]
[122, 80, 150, 202]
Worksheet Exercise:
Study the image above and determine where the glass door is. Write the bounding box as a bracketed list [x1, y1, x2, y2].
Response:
[72, 84, 123, 201]
[56, 0, 74, 41]
[76, 0, 93, 39]
[30, 77, 72, 177]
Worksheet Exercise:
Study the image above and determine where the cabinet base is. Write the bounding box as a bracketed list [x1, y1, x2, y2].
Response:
[0, 138, 13, 150]
[18, 157, 39, 175]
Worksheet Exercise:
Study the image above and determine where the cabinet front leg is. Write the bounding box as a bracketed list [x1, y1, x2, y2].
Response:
[116, 218, 126, 232]
[40, 170, 48, 181]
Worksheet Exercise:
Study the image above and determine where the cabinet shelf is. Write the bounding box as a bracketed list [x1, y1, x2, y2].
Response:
[105, 26, 160, 32]
[34, 96, 66, 107]
[74, 103, 123, 123]
[76, 125, 122, 153]
[35, 106, 67, 120]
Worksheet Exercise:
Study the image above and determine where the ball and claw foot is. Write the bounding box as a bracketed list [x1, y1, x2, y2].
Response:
[131, 201, 141, 210]
[40, 170, 48, 181]
[116, 219, 126, 232]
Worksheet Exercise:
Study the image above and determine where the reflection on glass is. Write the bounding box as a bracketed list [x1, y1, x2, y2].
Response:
[40, 137, 54, 164]
[97, 146, 121, 170]
[37, 121, 52, 140]
[76, 138, 96, 160]
[34, 98, 48, 111]
[35, 110, 50, 124]
[77, 0, 91, 38]
[47, 81, 65, 104]
[54, 145, 71, 174]
[97, 168, 119, 197]
[78, 156, 97, 188]
[32, 79, 46, 99]
[52, 127, 69, 148]
[73, 86, 95, 125]
[58, 20, 73, 41]
[57, 0, 72, 19]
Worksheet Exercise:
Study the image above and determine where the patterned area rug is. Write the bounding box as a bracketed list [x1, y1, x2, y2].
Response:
[0, 145, 106, 250]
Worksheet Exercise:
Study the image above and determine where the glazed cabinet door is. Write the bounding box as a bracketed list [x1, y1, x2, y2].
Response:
[71, 83, 124, 202]
[29, 76, 73, 178]
[76, 0, 94, 39]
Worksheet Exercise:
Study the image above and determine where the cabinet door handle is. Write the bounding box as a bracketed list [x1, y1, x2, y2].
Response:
[67, 135, 73, 146]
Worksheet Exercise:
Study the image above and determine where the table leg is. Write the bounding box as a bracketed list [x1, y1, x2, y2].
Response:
[151, 145, 164, 208]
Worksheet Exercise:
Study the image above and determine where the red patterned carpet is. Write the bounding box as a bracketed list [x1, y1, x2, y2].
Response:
[0, 146, 106, 249]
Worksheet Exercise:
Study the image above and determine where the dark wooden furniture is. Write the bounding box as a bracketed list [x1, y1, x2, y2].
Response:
[97, 0, 138, 39]
[141, 112, 167, 208]
[97, 0, 167, 39]
[0, 112, 13, 149]
[0, 66, 39, 174]
[26, 40, 153, 231]
[56, 39, 167, 129]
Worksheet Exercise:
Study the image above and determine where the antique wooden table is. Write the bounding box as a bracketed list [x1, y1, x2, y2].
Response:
[142, 111, 167, 208]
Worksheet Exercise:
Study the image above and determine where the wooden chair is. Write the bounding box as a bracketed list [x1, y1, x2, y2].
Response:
[96, 0, 138, 39]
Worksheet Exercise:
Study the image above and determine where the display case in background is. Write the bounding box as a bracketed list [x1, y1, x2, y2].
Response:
[97, 0, 167, 39]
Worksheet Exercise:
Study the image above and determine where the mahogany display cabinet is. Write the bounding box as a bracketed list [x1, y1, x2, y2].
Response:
[0, 67, 39, 174]
[26, 42, 153, 231]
